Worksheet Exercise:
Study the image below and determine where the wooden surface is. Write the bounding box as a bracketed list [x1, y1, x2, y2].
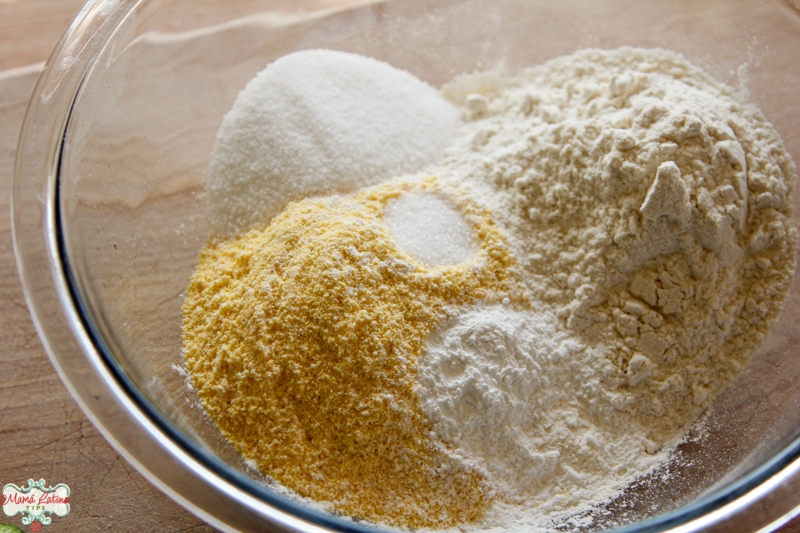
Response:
[0, 1, 799, 533]
[0, 2, 218, 532]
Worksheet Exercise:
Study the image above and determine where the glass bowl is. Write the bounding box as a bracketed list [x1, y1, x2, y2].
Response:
[12, 0, 800, 531]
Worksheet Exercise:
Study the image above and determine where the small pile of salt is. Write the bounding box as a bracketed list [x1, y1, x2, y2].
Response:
[207, 49, 461, 236]
[383, 193, 476, 267]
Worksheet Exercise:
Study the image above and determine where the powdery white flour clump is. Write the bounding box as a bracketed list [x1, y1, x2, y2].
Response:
[207, 49, 461, 236]
[418, 305, 640, 501]
[420, 46, 796, 528]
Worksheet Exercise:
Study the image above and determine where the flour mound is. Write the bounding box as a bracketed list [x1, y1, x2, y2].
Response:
[420, 47, 796, 529]
[207, 49, 461, 237]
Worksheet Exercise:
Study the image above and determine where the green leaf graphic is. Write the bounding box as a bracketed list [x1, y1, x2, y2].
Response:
[0, 524, 24, 533]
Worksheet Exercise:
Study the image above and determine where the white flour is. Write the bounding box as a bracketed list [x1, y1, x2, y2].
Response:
[415, 47, 796, 530]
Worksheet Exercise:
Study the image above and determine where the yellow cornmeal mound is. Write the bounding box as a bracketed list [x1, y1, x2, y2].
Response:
[182, 178, 527, 528]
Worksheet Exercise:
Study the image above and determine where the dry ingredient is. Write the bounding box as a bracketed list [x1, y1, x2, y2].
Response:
[183, 178, 528, 528]
[183, 47, 797, 531]
[206, 49, 460, 237]
[425, 46, 796, 529]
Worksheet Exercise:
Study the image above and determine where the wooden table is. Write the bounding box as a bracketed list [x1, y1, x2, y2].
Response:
[0, 2, 799, 533]
[0, 1, 216, 531]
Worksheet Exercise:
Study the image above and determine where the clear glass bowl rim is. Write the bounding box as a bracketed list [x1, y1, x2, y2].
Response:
[11, 0, 800, 531]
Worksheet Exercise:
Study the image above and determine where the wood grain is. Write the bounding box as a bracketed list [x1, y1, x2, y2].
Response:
[1, 1, 800, 533]
[0, 3, 219, 532]
[0, 0, 86, 70]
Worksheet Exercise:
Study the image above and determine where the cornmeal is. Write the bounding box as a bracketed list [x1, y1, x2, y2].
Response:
[182, 178, 526, 528]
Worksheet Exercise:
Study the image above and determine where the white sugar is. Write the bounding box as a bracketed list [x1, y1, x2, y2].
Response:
[383, 192, 476, 267]
[207, 49, 461, 236]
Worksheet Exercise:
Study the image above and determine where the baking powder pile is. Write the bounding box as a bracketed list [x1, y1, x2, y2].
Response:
[182, 47, 796, 531]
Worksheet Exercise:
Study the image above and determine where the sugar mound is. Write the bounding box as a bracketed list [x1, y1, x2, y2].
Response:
[207, 49, 461, 236]
[383, 192, 476, 267]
